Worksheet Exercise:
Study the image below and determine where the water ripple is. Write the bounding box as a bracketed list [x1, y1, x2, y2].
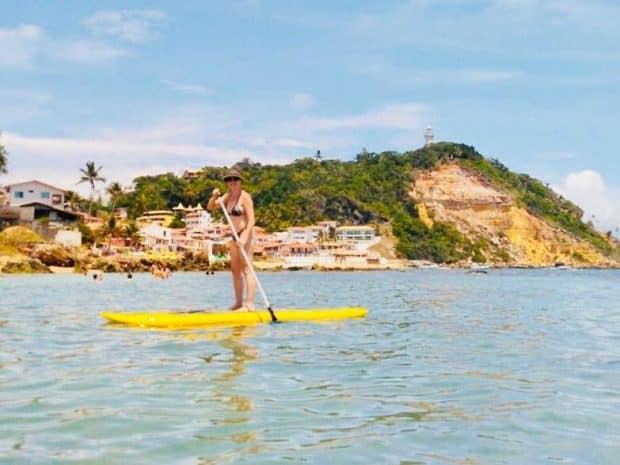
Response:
[1, 270, 619, 464]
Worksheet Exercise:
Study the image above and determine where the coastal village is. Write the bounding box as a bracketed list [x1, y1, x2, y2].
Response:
[1, 133, 618, 273]
[0, 178, 405, 273]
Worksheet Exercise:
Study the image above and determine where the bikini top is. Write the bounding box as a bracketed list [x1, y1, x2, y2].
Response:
[227, 196, 245, 217]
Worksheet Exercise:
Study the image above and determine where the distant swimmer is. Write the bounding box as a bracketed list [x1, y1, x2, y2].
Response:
[151, 263, 171, 279]
[90, 270, 104, 281]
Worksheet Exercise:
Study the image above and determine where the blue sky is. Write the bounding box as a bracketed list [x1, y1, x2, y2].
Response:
[2, 0, 619, 232]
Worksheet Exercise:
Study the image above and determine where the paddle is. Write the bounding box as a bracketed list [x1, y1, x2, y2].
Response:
[218, 197, 278, 322]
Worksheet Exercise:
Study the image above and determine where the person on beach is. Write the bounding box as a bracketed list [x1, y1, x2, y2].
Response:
[207, 168, 256, 311]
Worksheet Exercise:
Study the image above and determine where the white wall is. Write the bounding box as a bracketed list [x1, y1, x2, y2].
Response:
[7, 181, 65, 208]
[55, 230, 82, 247]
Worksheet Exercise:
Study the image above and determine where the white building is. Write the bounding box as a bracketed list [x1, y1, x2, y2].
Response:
[336, 225, 376, 242]
[286, 226, 314, 243]
[4, 180, 66, 208]
[140, 223, 174, 252]
[184, 206, 212, 230]
[424, 125, 434, 146]
[286, 224, 332, 243]
[55, 230, 82, 247]
[136, 210, 175, 227]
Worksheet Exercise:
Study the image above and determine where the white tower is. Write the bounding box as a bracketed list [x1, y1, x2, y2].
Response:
[424, 126, 434, 146]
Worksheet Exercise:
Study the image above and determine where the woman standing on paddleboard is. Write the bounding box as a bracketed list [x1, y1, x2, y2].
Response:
[207, 168, 256, 311]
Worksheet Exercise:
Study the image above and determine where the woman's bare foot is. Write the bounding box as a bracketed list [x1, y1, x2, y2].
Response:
[229, 303, 244, 311]
[230, 306, 252, 312]
[244, 302, 255, 311]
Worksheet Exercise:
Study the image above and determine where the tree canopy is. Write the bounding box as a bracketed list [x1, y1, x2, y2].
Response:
[102, 142, 615, 263]
[0, 133, 8, 174]
[78, 161, 106, 214]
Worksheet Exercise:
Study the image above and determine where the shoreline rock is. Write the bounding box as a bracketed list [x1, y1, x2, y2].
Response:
[2, 240, 618, 275]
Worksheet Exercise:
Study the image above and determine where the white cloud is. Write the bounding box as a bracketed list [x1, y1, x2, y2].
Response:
[0, 89, 52, 123]
[554, 170, 620, 233]
[0, 24, 45, 68]
[51, 39, 129, 63]
[0, 23, 129, 68]
[458, 68, 526, 83]
[304, 102, 429, 131]
[1, 131, 251, 196]
[491, 0, 620, 29]
[0, 10, 162, 69]
[84, 10, 166, 43]
[291, 93, 314, 110]
[162, 80, 213, 97]
[247, 137, 316, 150]
[1, 100, 433, 195]
[356, 60, 527, 87]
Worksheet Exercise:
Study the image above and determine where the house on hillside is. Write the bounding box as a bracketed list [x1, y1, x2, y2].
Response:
[182, 169, 202, 180]
[1, 180, 79, 234]
[140, 223, 174, 252]
[19, 202, 79, 224]
[136, 210, 175, 227]
[4, 180, 66, 208]
[0, 190, 8, 207]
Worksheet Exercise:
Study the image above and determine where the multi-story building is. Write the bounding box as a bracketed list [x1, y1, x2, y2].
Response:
[183, 206, 212, 231]
[336, 225, 376, 242]
[136, 210, 175, 227]
[140, 223, 174, 252]
[0, 189, 8, 207]
[4, 180, 65, 208]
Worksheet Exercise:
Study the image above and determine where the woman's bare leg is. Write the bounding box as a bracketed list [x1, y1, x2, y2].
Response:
[229, 244, 244, 310]
[243, 241, 256, 310]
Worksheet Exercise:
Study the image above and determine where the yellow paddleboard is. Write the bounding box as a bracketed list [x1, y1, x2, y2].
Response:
[101, 307, 368, 329]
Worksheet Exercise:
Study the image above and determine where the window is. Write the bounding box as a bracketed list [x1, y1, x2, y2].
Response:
[41, 192, 50, 199]
[14, 191, 24, 199]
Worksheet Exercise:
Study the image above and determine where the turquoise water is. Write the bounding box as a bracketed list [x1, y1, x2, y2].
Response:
[1, 269, 619, 464]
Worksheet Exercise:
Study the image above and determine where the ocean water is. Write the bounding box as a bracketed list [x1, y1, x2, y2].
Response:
[0, 269, 619, 465]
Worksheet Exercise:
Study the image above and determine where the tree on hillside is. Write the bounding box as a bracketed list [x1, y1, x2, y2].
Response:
[121, 221, 141, 249]
[64, 190, 88, 212]
[106, 181, 124, 204]
[97, 211, 119, 253]
[78, 161, 106, 215]
[0, 132, 8, 174]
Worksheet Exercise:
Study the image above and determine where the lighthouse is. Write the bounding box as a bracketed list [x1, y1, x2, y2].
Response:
[424, 125, 434, 147]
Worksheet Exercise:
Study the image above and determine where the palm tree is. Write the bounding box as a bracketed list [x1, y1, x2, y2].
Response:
[106, 181, 124, 204]
[97, 211, 119, 253]
[328, 225, 338, 241]
[122, 221, 142, 250]
[64, 190, 86, 211]
[78, 161, 106, 215]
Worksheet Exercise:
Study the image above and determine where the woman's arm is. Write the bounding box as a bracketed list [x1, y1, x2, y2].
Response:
[207, 189, 227, 212]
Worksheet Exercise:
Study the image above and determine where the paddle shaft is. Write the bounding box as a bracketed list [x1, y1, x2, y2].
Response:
[218, 197, 277, 322]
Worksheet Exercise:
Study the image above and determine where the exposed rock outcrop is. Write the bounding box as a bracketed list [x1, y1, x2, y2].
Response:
[410, 163, 617, 267]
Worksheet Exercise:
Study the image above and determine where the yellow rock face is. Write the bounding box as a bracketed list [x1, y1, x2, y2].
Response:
[416, 203, 434, 228]
[410, 163, 616, 267]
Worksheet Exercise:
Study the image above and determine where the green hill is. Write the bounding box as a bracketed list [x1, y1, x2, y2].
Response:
[111, 142, 618, 264]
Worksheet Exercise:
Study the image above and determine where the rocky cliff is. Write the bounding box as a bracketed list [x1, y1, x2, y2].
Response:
[410, 163, 618, 267]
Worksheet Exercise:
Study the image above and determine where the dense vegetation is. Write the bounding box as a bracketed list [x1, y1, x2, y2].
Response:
[0, 134, 8, 174]
[101, 142, 614, 263]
